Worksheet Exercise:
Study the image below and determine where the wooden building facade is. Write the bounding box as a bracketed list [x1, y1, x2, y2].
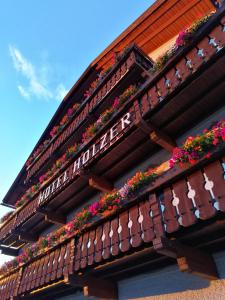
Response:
[1, 0, 225, 299]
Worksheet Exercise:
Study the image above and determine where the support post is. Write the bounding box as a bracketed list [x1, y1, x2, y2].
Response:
[153, 237, 218, 280]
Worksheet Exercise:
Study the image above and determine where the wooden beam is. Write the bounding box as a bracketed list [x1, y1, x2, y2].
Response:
[135, 118, 176, 152]
[64, 274, 118, 299]
[153, 237, 218, 280]
[37, 208, 66, 225]
[79, 169, 114, 192]
[150, 130, 176, 153]
[83, 278, 118, 299]
[0, 245, 19, 257]
[13, 228, 39, 243]
[19, 232, 39, 243]
[89, 175, 114, 193]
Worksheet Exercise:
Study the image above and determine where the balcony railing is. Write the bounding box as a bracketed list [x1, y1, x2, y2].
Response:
[0, 151, 224, 299]
[1, 6, 225, 249]
[26, 45, 153, 180]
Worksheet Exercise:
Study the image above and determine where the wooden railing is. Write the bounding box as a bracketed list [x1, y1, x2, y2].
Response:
[2, 8, 225, 247]
[26, 46, 152, 180]
[0, 154, 224, 298]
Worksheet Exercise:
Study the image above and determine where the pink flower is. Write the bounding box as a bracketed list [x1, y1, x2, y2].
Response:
[113, 97, 120, 109]
[89, 202, 99, 216]
[67, 108, 73, 116]
[176, 30, 187, 47]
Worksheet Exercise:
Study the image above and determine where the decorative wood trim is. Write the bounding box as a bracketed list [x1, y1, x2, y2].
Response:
[153, 237, 218, 280]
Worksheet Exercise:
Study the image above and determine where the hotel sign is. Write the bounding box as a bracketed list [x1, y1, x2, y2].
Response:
[39, 112, 133, 204]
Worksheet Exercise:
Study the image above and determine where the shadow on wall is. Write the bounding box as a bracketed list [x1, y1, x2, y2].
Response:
[118, 250, 225, 300]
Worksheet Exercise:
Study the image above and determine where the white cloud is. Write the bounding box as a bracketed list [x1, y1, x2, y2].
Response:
[9, 45, 67, 101]
[17, 85, 30, 99]
[56, 84, 68, 101]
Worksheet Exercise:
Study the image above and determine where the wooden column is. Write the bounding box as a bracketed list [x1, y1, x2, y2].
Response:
[153, 237, 218, 280]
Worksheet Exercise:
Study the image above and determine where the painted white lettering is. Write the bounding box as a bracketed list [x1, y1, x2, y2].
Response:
[44, 186, 51, 199]
[100, 133, 108, 150]
[73, 157, 81, 174]
[63, 170, 69, 183]
[39, 191, 44, 203]
[82, 149, 90, 165]
[121, 112, 131, 130]
[51, 180, 57, 193]
[110, 124, 118, 140]
[56, 176, 62, 189]
[92, 143, 98, 157]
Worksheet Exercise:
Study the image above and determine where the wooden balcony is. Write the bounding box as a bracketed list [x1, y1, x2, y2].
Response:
[0, 152, 224, 299]
[1, 6, 225, 250]
[26, 45, 153, 181]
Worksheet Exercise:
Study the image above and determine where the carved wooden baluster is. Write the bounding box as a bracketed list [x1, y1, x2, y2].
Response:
[119, 210, 130, 253]
[126, 52, 135, 69]
[25, 263, 33, 292]
[140, 93, 150, 115]
[197, 36, 216, 61]
[35, 256, 45, 288]
[74, 235, 83, 271]
[165, 67, 180, 92]
[30, 260, 39, 290]
[129, 205, 142, 248]
[115, 69, 121, 85]
[160, 187, 179, 233]
[139, 199, 155, 242]
[204, 160, 225, 211]
[51, 248, 61, 281]
[172, 179, 196, 227]
[45, 251, 55, 284]
[81, 232, 89, 269]
[39, 254, 50, 286]
[148, 85, 159, 108]
[175, 57, 190, 82]
[187, 170, 216, 220]
[149, 193, 164, 237]
[156, 77, 168, 101]
[101, 84, 107, 99]
[121, 62, 127, 76]
[186, 47, 204, 72]
[111, 74, 117, 87]
[209, 26, 225, 51]
[111, 217, 120, 257]
[106, 79, 112, 95]
[94, 225, 103, 263]
[65, 239, 74, 276]
[57, 245, 67, 279]
[102, 221, 111, 260]
[87, 229, 96, 266]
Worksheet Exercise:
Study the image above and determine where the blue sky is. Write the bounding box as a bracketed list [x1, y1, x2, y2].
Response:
[0, 1, 153, 264]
